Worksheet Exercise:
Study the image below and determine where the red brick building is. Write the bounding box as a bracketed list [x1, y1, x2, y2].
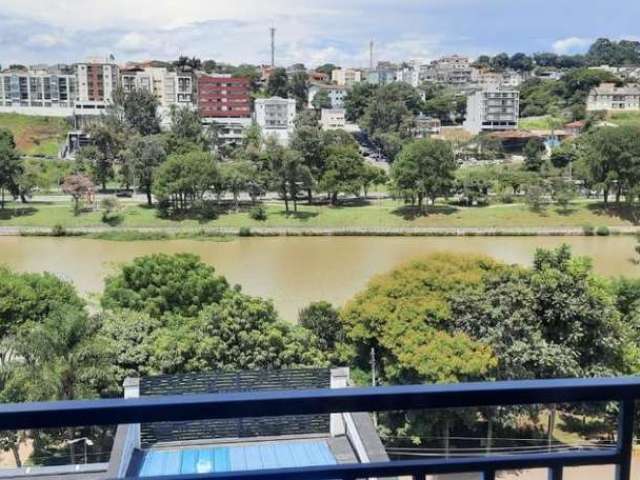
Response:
[197, 75, 251, 118]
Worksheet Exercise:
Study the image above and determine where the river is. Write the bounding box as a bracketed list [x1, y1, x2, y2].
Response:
[0, 236, 638, 321]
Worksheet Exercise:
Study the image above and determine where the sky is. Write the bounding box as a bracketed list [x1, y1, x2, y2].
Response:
[0, 0, 639, 68]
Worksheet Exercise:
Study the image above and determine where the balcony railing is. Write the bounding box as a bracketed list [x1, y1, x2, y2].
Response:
[1, 377, 639, 480]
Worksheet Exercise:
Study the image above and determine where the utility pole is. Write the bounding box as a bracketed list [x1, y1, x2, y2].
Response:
[370, 347, 378, 426]
[370, 347, 377, 387]
[270, 27, 276, 67]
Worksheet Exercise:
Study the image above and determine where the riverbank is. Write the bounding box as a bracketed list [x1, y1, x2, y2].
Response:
[4, 224, 639, 238]
[0, 199, 637, 237]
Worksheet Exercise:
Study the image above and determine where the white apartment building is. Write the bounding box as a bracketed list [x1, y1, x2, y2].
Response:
[308, 83, 347, 109]
[586, 83, 640, 111]
[395, 65, 420, 87]
[331, 68, 363, 87]
[0, 66, 76, 116]
[121, 66, 193, 126]
[320, 108, 346, 130]
[420, 55, 474, 86]
[254, 97, 296, 145]
[74, 59, 119, 114]
[463, 87, 520, 134]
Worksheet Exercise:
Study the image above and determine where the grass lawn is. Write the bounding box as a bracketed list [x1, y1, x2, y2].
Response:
[608, 111, 640, 127]
[0, 113, 70, 156]
[0, 198, 635, 230]
[518, 115, 563, 131]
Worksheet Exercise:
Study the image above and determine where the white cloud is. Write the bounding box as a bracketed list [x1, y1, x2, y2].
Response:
[0, 0, 345, 30]
[115, 32, 149, 52]
[26, 32, 68, 48]
[552, 37, 592, 54]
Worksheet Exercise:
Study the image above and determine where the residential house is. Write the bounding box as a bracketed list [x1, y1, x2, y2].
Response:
[320, 108, 346, 130]
[586, 83, 640, 111]
[331, 68, 363, 87]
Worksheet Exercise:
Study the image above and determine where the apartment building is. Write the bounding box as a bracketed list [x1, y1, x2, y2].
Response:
[0, 65, 76, 116]
[254, 96, 296, 145]
[320, 108, 346, 130]
[395, 65, 419, 87]
[74, 59, 119, 114]
[586, 83, 640, 111]
[197, 74, 250, 118]
[121, 66, 193, 108]
[308, 83, 347, 109]
[420, 55, 474, 86]
[331, 68, 363, 87]
[198, 74, 252, 144]
[366, 62, 398, 86]
[463, 87, 520, 134]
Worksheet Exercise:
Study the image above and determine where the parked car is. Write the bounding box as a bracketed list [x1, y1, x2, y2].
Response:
[116, 190, 133, 198]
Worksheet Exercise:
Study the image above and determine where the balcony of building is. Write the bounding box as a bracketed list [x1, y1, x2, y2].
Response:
[0, 371, 638, 480]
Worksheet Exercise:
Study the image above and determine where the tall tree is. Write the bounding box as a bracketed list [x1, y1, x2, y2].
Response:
[0, 129, 21, 209]
[265, 140, 312, 213]
[126, 136, 167, 205]
[117, 88, 161, 136]
[318, 146, 366, 205]
[290, 125, 325, 202]
[288, 71, 309, 110]
[391, 138, 457, 214]
[153, 151, 220, 211]
[266, 68, 289, 98]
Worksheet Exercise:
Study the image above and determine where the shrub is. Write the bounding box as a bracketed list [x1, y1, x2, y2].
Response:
[249, 205, 268, 221]
[582, 224, 595, 236]
[239, 226, 252, 237]
[51, 224, 66, 237]
[192, 200, 218, 222]
[499, 192, 514, 204]
[596, 226, 610, 236]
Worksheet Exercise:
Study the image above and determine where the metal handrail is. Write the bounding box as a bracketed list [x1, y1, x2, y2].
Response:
[0, 376, 637, 480]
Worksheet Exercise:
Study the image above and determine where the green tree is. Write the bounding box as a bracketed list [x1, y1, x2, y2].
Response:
[290, 125, 325, 202]
[168, 105, 206, 150]
[361, 163, 387, 198]
[153, 151, 220, 211]
[319, 146, 366, 205]
[265, 140, 312, 213]
[391, 138, 457, 214]
[288, 71, 309, 110]
[99, 253, 325, 379]
[116, 87, 161, 136]
[524, 138, 544, 172]
[452, 245, 626, 380]
[0, 267, 86, 336]
[344, 82, 378, 122]
[266, 68, 289, 98]
[577, 126, 640, 205]
[126, 136, 167, 205]
[0, 129, 21, 209]
[221, 160, 256, 211]
[102, 253, 229, 318]
[298, 301, 344, 353]
[311, 89, 332, 110]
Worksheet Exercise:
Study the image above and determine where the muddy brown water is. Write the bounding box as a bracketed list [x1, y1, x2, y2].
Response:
[0, 236, 637, 321]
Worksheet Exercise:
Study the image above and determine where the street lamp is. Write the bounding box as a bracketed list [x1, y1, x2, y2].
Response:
[66, 437, 94, 464]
